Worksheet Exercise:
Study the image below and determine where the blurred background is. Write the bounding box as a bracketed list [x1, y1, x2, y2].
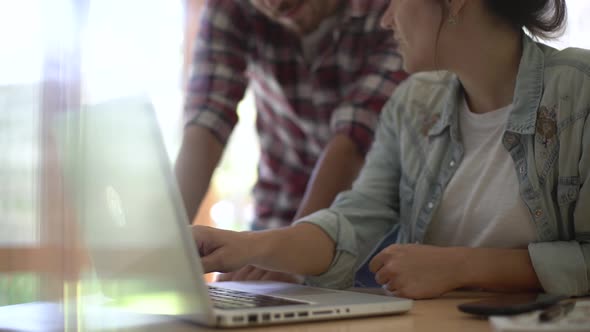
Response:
[0, 0, 589, 328]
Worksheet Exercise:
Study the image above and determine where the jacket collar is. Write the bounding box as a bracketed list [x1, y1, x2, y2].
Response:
[506, 34, 546, 135]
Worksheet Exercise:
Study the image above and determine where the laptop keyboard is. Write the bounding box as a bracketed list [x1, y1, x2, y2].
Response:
[208, 285, 307, 310]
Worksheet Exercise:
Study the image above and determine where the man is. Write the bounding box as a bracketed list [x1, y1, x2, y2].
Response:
[176, 0, 406, 281]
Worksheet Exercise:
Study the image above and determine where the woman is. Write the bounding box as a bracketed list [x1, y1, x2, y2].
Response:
[192, 0, 590, 299]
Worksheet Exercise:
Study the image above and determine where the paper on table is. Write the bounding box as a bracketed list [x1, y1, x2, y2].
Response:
[490, 300, 590, 332]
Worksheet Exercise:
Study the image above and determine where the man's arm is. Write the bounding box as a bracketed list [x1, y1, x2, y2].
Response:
[292, 8, 407, 220]
[177, 1, 250, 222]
[175, 125, 224, 223]
[293, 134, 364, 220]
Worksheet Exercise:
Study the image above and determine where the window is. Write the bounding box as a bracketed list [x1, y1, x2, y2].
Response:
[0, 0, 184, 307]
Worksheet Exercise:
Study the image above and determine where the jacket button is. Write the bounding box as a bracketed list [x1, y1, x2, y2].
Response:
[568, 188, 577, 201]
[504, 133, 517, 145]
[534, 209, 543, 218]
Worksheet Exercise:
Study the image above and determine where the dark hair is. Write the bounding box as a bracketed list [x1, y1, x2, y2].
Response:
[484, 0, 567, 39]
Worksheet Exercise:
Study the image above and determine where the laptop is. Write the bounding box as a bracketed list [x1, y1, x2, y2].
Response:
[55, 96, 412, 328]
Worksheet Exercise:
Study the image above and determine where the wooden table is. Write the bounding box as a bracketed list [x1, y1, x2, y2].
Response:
[0, 292, 493, 332]
[0, 291, 494, 332]
[154, 291, 494, 332]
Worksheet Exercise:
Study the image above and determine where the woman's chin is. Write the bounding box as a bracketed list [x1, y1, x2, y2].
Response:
[402, 62, 420, 74]
[402, 59, 434, 74]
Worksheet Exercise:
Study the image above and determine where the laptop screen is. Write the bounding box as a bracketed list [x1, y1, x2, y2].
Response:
[55, 97, 211, 318]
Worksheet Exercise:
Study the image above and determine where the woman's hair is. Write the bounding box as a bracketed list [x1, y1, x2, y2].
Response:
[484, 0, 567, 39]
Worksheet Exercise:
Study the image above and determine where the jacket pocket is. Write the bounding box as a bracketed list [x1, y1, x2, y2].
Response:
[557, 176, 580, 206]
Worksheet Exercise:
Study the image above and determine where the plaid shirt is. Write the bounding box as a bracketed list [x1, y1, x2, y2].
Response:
[185, 0, 406, 229]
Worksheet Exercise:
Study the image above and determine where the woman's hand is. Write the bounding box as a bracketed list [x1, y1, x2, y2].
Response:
[192, 223, 336, 278]
[369, 244, 465, 299]
[370, 245, 542, 299]
[192, 225, 260, 274]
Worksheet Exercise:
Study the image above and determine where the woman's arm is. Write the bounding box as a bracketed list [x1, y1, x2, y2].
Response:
[192, 223, 335, 276]
[458, 247, 542, 292]
[369, 244, 542, 299]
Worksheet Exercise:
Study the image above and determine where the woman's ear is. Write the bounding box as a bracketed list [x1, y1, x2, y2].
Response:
[444, 0, 467, 25]
[446, 0, 467, 19]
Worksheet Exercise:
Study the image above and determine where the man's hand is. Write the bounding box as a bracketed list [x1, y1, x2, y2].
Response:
[216, 265, 304, 284]
[369, 244, 464, 299]
[192, 225, 257, 273]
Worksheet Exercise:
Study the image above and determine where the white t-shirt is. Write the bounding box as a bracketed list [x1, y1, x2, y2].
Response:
[424, 98, 537, 248]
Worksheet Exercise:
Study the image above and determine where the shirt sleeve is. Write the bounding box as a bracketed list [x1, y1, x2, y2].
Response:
[295, 90, 407, 289]
[529, 111, 590, 296]
[184, 0, 250, 144]
[330, 29, 406, 155]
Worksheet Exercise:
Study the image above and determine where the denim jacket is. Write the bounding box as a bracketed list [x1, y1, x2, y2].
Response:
[296, 35, 590, 296]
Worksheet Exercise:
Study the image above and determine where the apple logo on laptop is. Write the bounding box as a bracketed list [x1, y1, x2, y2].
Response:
[105, 186, 127, 227]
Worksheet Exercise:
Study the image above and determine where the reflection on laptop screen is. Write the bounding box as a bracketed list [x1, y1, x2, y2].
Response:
[56, 97, 209, 316]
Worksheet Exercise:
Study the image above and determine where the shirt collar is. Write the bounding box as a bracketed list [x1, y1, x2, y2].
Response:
[341, 0, 388, 20]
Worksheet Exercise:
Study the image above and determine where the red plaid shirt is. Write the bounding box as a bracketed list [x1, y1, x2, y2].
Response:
[185, 0, 407, 229]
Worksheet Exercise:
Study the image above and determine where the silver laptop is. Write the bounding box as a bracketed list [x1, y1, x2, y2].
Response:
[55, 96, 412, 328]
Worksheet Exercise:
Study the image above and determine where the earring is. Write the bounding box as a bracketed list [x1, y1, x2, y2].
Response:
[448, 14, 458, 25]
